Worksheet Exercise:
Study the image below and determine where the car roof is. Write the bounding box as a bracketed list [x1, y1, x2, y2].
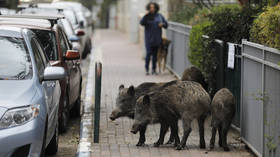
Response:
[0, 26, 23, 38]
[0, 14, 64, 30]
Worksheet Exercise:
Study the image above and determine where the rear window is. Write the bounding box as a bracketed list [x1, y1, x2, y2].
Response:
[0, 36, 32, 80]
[33, 30, 59, 61]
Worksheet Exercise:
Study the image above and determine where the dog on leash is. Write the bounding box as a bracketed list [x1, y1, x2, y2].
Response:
[157, 38, 171, 73]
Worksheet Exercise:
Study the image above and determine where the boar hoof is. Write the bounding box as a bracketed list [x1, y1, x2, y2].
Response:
[153, 142, 162, 147]
[165, 140, 174, 145]
[223, 147, 230, 152]
[176, 145, 183, 150]
[136, 142, 145, 147]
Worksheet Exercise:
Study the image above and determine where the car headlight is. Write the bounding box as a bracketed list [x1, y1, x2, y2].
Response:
[0, 104, 40, 129]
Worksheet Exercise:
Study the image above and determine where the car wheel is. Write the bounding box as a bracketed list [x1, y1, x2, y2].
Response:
[59, 93, 69, 133]
[71, 96, 81, 117]
[40, 120, 48, 157]
[82, 41, 91, 59]
[71, 82, 82, 117]
[46, 123, 59, 155]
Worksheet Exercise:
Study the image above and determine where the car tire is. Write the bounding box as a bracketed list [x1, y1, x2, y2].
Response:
[71, 95, 81, 117]
[59, 93, 69, 133]
[82, 41, 91, 59]
[46, 123, 59, 155]
[40, 120, 48, 157]
[71, 81, 82, 117]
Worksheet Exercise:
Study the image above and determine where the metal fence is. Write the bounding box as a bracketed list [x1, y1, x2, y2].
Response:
[241, 40, 280, 157]
[166, 22, 241, 127]
[166, 21, 192, 78]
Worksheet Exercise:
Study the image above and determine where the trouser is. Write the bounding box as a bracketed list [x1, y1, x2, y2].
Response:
[145, 46, 158, 72]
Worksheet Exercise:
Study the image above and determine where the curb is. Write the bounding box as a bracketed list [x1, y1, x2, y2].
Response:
[76, 49, 95, 157]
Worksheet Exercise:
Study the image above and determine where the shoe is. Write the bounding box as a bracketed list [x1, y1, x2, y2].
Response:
[152, 71, 158, 75]
[146, 72, 150, 75]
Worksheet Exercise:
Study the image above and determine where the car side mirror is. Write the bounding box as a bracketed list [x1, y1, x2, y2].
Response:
[69, 35, 80, 42]
[76, 29, 85, 36]
[65, 50, 80, 60]
[43, 67, 65, 81]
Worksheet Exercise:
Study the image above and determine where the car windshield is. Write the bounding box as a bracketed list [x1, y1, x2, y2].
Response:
[63, 9, 78, 26]
[33, 30, 59, 61]
[61, 19, 75, 37]
[0, 36, 32, 80]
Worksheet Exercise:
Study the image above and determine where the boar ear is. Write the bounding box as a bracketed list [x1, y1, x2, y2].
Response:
[119, 84, 125, 91]
[127, 86, 135, 96]
[143, 95, 150, 106]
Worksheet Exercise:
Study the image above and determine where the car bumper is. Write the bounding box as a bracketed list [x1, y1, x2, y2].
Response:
[0, 117, 45, 157]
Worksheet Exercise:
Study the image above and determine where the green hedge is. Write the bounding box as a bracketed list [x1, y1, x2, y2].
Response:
[250, 4, 280, 50]
[188, 4, 259, 94]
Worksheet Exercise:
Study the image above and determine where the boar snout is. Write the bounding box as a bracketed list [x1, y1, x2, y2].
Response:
[110, 108, 121, 121]
[109, 114, 116, 121]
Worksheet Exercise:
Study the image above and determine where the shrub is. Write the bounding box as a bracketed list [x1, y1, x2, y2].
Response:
[250, 4, 280, 49]
[188, 4, 259, 94]
[205, 4, 258, 43]
[189, 21, 212, 69]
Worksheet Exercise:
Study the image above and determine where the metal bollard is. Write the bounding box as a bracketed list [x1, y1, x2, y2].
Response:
[94, 62, 102, 143]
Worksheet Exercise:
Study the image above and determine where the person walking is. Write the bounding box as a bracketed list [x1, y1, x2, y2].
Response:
[140, 2, 168, 75]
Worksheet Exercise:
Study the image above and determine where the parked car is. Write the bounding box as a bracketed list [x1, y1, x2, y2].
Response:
[52, 1, 93, 58]
[17, 4, 85, 58]
[0, 15, 83, 132]
[0, 26, 65, 156]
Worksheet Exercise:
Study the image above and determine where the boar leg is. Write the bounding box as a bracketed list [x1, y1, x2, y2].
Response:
[198, 115, 207, 149]
[154, 123, 169, 147]
[136, 125, 147, 146]
[210, 127, 217, 150]
[165, 127, 175, 145]
[221, 122, 231, 151]
[170, 121, 180, 147]
[176, 119, 192, 150]
[218, 125, 223, 147]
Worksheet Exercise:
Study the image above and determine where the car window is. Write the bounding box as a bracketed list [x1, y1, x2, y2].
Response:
[63, 9, 78, 25]
[31, 39, 45, 75]
[58, 29, 69, 55]
[34, 39, 48, 66]
[61, 19, 75, 37]
[32, 30, 58, 61]
[0, 36, 32, 80]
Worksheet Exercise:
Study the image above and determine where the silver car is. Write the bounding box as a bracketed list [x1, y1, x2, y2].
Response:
[0, 26, 65, 156]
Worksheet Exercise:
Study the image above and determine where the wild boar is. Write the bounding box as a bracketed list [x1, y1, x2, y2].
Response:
[210, 88, 236, 151]
[181, 66, 208, 91]
[131, 81, 211, 150]
[110, 81, 177, 146]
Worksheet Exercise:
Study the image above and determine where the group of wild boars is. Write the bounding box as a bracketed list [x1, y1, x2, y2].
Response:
[131, 81, 211, 150]
[110, 66, 236, 151]
[210, 88, 236, 151]
[109, 81, 176, 146]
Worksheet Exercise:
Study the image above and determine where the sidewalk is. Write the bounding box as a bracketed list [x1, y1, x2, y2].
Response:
[90, 30, 253, 157]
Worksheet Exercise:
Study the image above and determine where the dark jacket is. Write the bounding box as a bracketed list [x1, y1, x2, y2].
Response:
[140, 13, 168, 48]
